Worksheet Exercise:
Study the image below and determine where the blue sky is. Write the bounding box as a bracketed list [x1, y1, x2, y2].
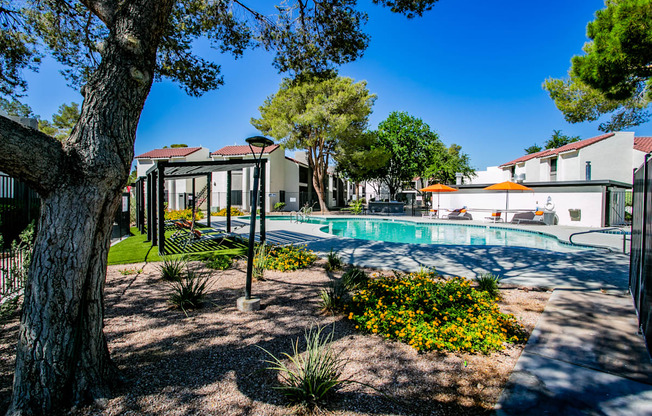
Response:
[19, 0, 649, 170]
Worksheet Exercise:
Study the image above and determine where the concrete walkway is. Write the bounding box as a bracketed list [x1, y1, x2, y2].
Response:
[221, 215, 650, 415]
[495, 290, 652, 416]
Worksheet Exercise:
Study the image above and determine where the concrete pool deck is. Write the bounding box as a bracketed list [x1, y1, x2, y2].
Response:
[212, 214, 651, 414]
[221, 215, 631, 291]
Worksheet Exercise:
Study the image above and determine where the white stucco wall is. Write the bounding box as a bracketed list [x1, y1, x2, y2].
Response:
[433, 184, 609, 227]
[467, 166, 510, 185]
[579, 132, 634, 183]
[283, 159, 301, 211]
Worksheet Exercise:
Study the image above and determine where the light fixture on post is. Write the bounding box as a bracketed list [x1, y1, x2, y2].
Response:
[237, 135, 274, 312]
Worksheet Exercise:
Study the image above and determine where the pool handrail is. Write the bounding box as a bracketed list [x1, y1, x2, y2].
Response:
[569, 227, 630, 254]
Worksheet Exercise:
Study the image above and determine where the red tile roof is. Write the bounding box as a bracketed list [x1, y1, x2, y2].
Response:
[635, 136, 652, 153]
[211, 144, 280, 156]
[285, 156, 307, 166]
[554, 132, 614, 153]
[499, 133, 615, 167]
[135, 147, 202, 159]
[500, 149, 550, 167]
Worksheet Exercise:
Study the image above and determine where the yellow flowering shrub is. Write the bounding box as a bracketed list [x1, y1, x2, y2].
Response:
[347, 271, 527, 354]
[263, 244, 317, 271]
[212, 207, 246, 216]
[165, 208, 203, 221]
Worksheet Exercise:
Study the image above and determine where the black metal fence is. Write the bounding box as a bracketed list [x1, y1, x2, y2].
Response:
[1, 247, 27, 300]
[630, 155, 652, 357]
[0, 173, 40, 247]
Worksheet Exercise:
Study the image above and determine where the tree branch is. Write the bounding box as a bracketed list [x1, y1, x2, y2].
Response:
[79, 0, 117, 25]
[0, 115, 65, 195]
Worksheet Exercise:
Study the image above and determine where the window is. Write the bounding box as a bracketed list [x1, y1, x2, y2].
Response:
[550, 158, 557, 181]
[279, 190, 285, 203]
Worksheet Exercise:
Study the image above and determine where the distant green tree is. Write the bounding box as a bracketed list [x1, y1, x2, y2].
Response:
[373, 111, 445, 199]
[38, 102, 80, 141]
[0, 97, 34, 117]
[524, 144, 542, 154]
[335, 130, 390, 197]
[544, 0, 652, 131]
[252, 76, 376, 212]
[170, 143, 188, 148]
[545, 130, 579, 149]
[424, 143, 475, 185]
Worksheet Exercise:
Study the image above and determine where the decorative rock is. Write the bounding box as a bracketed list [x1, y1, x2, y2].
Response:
[237, 297, 261, 312]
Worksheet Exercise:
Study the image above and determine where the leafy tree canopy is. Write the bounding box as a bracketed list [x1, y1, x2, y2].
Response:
[545, 129, 579, 149]
[38, 102, 80, 141]
[544, 0, 652, 131]
[373, 111, 445, 198]
[524, 144, 542, 154]
[0, 98, 79, 141]
[425, 143, 475, 185]
[252, 75, 376, 211]
[335, 130, 390, 184]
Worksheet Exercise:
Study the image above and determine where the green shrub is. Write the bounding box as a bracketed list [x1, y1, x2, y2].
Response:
[347, 271, 526, 354]
[319, 281, 349, 313]
[199, 253, 232, 270]
[258, 326, 346, 408]
[349, 199, 364, 215]
[273, 202, 286, 212]
[340, 267, 368, 290]
[476, 273, 502, 298]
[252, 242, 268, 280]
[158, 256, 186, 281]
[324, 248, 342, 271]
[167, 268, 211, 313]
[264, 244, 317, 271]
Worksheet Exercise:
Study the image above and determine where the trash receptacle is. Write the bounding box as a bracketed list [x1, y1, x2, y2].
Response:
[543, 211, 556, 225]
[568, 208, 581, 222]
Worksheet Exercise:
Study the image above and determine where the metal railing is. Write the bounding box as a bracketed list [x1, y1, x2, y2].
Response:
[569, 227, 630, 254]
[0, 246, 27, 301]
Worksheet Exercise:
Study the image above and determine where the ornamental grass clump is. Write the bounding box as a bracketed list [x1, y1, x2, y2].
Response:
[167, 268, 211, 314]
[258, 326, 347, 408]
[324, 248, 342, 271]
[264, 244, 317, 271]
[347, 270, 527, 354]
[476, 273, 502, 298]
[158, 255, 186, 281]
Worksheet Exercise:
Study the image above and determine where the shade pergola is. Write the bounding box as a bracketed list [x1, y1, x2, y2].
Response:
[137, 159, 266, 255]
[483, 181, 533, 214]
[420, 183, 457, 218]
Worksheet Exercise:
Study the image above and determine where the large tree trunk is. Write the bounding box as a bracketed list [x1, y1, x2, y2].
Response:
[2, 2, 174, 414]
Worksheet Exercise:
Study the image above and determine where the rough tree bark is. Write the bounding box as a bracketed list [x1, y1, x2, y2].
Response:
[307, 135, 330, 213]
[1, 1, 175, 414]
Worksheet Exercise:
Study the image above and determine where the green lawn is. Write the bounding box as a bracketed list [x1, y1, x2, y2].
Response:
[108, 227, 247, 265]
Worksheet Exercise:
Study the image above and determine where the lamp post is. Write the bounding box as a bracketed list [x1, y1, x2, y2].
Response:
[238, 135, 274, 312]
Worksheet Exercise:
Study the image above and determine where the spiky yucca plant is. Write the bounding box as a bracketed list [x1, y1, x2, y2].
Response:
[259, 326, 346, 408]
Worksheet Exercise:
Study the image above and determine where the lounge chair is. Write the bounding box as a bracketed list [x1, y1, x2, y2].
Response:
[445, 207, 473, 220]
[511, 210, 545, 225]
[184, 227, 243, 248]
[484, 211, 503, 223]
[422, 209, 438, 219]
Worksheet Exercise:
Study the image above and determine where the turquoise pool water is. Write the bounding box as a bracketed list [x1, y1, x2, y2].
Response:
[254, 216, 589, 252]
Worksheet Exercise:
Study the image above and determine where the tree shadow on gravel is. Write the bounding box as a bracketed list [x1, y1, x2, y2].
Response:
[1, 262, 512, 415]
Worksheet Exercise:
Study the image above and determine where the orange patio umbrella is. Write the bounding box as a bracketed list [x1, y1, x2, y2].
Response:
[420, 183, 458, 217]
[483, 181, 533, 213]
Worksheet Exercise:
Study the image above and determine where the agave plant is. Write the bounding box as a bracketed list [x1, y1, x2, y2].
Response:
[158, 255, 186, 282]
[476, 272, 502, 298]
[258, 326, 347, 408]
[167, 268, 211, 315]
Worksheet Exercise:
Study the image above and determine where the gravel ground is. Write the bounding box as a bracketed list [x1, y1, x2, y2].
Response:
[0, 259, 550, 415]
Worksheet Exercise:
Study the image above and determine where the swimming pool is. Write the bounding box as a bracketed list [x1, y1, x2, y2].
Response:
[261, 216, 590, 252]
